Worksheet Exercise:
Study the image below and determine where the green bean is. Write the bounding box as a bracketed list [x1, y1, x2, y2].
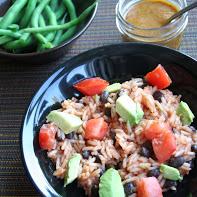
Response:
[63, 0, 77, 21]
[50, 0, 59, 11]
[31, 0, 52, 47]
[24, 2, 97, 33]
[38, 5, 57, 50]
[7, 24, 20, 31]
[53, 14, 68, 46]
[44, 5, 57, 42]
[31, 0, 50, 31]
[0, 0, 28, 29]
[20, 0, 38, 28]
[12, 7, 25, 24]
[39, 15, 46, 27]
[36, 33, 52, 47]
[60, 0, 77, 43]
[38, 15, 48, 38]
[56, 2, 67, 20]
[0, 24, 21, 45]
[0, 29, 21, 38]
[3, 33, 33, 50]
[0, 36, 13, 45]
[58, 28, 74, 44]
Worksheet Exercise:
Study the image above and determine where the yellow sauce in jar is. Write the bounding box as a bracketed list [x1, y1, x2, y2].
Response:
[119, 0, 185, 49]
[126, 0, 179, 28]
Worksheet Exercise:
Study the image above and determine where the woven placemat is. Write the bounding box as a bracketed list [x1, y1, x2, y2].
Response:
[0, 0, 196, 196]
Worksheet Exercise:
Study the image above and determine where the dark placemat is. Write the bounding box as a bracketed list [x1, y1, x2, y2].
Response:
[0, 0, 196, 196]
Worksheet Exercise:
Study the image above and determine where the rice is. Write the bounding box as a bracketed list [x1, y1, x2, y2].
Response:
[45, 78, 197, 196]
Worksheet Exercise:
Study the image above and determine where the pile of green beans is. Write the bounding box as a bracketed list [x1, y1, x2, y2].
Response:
[0, 0, 97, 53]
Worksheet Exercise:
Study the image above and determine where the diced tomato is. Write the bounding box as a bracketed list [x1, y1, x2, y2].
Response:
[152, 130, 176, 163]
[85, 118, 109, 140]
[137, 177, 163, 197]
[74, 77, 109, 96]
[39, 124, 57, 151]
[145, 65, 172, 89]
[144, 122, 170, 140]
[144, 121, 176, 162]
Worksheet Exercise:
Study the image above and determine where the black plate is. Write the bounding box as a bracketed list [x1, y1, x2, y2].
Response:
[21, 43, 197, 197]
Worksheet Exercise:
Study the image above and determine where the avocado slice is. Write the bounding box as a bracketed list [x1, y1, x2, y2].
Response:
[64, 153, 82, 186]
[47, 110, 82, 134]
[160, 164, 182, 181]
[176, 101, 195, 125]
[116, 94, 144, 125]
[99, 168, 125, 197]
[136, 103, 144, 122]
[105, 83, 121, 93]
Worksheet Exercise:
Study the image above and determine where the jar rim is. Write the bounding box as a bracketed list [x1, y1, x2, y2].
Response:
[116, 0, 188, 32]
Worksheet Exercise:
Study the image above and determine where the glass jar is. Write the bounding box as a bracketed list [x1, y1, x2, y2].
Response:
[116, 0, 188, 49]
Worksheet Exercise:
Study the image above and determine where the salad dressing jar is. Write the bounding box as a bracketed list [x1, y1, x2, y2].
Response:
[116, 0, 188, 49]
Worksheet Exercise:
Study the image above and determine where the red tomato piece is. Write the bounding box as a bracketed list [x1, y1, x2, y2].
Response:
[85, 118, 109, 140]
[144, 122, 170, 140]
[152, 130, 176, 163]
[39, 124, 57, 151]
[74, 77, 109, 96]
[137, 177, 163, 197]
[145, 64, 172, 89]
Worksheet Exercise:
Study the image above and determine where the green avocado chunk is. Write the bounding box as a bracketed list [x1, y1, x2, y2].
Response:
[64, 153, 82, 186]
[160, 164, 182, 181]
[176, 101, 195, 125]
[116, 94, 144, 125]
[105, 83, 121, 93]
[99, 168, 125, 197]
[47, 110, 83, 134]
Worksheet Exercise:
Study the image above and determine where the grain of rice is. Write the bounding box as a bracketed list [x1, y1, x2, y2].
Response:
[170, 186, 177, 191]
[160, 178, 166, 188]
[158, 174, 163, 182]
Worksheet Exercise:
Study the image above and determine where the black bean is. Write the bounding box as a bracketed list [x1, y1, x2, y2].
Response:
[82, 150, 91, 159]
[140, 147, 151, 158]
[140, 141, 155, 158]
[142, 141, 153, 150]
[191, 144, 197, 152]
[153, 91, 164, 102]
[187, 160, 194, 169]
[115, 161, 122, 169]
[164, 180, 177, 188]
[100, 166, 105, 176]
[172, 128, 176, 133]
[190, 126, 196, 132]
[147, 167, 160, 178]
[110, 131, 116, 143]
[100, 91, 109, 103]
[104, 107, 111, 117]
[117, 91, 122, 98]
[65, 132, 74, 139]
[91, 186, 99, 197]
[140, 78, 148, 89]
[168, 156, 186, 168]
[124, 182, 135, 196]
[73, 92, 81, 99]
[95, 155, 101, 163]
[105, 164, 115, 170]
[56, 131, 65, 141]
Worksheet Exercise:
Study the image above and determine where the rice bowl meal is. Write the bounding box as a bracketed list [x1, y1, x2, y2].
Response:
[38, 64, 197, 197]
